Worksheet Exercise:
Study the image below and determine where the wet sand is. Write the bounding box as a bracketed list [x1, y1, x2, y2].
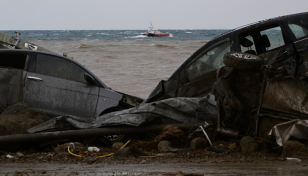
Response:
[31, 40, 206, 99]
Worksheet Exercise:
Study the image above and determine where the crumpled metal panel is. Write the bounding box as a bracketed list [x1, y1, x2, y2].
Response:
[262, 77, 308, 116]
[27, 95, 217, 133]
[0, 31, 55, 53]
[268, 120, 308, 146]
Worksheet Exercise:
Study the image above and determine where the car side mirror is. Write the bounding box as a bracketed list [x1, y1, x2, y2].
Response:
[84, 73, 96, 85]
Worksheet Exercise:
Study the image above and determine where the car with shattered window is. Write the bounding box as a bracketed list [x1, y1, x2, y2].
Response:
[0, 49, 143, 120]
[143, 12, 308, 138]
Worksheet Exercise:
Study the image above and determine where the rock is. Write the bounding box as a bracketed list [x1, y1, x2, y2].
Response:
[190, 137, 209, 149]
[140, 160, 147, 164]
[54, 152, 70, 159]
[155, 125, 187, 147]
[282, 140, 304, 157]
[158, 140, 172, 152]
[54, 142, 84, 153]
[229, 143, 237, 149]
[240, 136, 259, 153]
[211, 146, 227, 153]
[16, 152, 24, 157]
[114, 147, 134, 157]
[87, 157, 97, 164]
[112, 142, 124, 150]
[0, 103, 50, 136]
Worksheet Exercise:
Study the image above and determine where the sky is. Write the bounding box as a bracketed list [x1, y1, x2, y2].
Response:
[1, 0, 308, 30]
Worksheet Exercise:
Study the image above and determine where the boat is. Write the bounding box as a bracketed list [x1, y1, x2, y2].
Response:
[143, 23, 169, 37]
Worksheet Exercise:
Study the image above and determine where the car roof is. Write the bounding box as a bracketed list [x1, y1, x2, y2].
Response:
[211, 11, 308, 44]
[0, 49, 110, 89]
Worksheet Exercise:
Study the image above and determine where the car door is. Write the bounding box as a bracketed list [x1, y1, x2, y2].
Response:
[286, 23, 308, 77]
[177, 38, 231, 97]
[23, 53, 99, 119]
[0, 51, 28, 107]
[237, 23, 296, 75]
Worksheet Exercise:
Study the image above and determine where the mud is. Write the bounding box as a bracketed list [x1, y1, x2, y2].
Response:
[1, 158, 308, 175]
[1, 141, 308, 175]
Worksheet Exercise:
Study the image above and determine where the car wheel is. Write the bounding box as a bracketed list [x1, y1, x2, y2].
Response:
[223, 52, 262, 70]
[100, 134, 127, 145]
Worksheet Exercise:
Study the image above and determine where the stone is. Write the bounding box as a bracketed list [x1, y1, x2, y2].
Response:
[158, 140, 172, 152]
[155, 125, 187, 147]
[240, 136, 259, 153]
[190, 137, 209, 149]
[140, 160, 147, 164]
[54, 142, 84, 153]
[114, 147, 134, 157]
[87, 157, 97, 164]
[282, 140, 304, 157]
[112, 142, 124, 150]
[229, 143, 237, 149]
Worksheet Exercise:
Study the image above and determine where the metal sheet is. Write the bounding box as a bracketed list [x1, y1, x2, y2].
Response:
[262, 77, 308, 116]
[268, 120, 308, 146]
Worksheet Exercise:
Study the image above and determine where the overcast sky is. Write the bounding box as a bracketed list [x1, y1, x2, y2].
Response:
[1, 0, 308, 30]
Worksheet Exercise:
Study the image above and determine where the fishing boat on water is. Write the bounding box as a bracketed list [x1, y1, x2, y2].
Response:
[143, 23, 169, 37]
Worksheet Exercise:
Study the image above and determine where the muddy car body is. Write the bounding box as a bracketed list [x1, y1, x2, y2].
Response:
[144, 12, 308, 103]
[144, 12, 308, 138]
[0, 49, 142, 119]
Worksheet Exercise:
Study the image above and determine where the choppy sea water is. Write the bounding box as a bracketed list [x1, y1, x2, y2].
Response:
[1, 30, 230, 98]
[2, 30, 229, 41]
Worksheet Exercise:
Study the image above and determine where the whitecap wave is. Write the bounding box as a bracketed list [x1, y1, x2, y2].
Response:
[186, 32, 192, 33]
[169, 34, 173, 37]
[130, 35, 147, 38]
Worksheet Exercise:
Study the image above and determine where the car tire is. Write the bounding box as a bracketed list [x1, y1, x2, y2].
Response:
[99, 134, 127, 145]
[223, 52, 262, 70]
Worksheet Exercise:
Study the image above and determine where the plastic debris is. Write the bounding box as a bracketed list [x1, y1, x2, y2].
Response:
[88, 147, 100, 152]
[6, 154, 14, 158]
[286, 157, 301, 162]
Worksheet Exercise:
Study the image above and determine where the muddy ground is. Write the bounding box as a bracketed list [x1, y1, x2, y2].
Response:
[1, 139, 308, 176]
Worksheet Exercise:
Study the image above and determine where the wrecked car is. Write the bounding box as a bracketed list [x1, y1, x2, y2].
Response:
[144, 12, 308, 103]
[142, 12, 308, 139]
[0, 49, 143, 119]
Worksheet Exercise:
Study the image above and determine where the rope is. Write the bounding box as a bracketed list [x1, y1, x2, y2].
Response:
[68, 140, 131, 158]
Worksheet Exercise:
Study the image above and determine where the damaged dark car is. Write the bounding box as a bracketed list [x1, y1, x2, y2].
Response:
[0, 49, 143, 120]
[2, 12, 308, 149]
[143, 12, 308, 140]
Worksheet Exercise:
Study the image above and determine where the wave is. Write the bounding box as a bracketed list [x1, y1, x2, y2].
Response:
[154, 44, 175, 48]
[128, 35, 147, 38]
[76, 44, 94, 48]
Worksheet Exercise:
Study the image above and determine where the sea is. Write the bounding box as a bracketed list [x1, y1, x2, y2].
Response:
[1, 29, 229, 99]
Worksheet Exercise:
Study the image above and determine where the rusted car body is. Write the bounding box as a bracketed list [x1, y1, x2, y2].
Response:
[144, 12, 308, 137]
[0, 49, 143, 120]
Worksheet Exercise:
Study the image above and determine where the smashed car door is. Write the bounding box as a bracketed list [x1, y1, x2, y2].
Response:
[0, 52, 27, 107]
[178, 38, 231, 97]
[23, 53, 99, 119]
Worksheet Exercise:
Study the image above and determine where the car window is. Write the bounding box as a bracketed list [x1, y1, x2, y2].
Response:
[0, 52, 27, 69]
[260, 26, 285, 51]
[186, 41, 230, 82]
[288, 24, 308, 39]
[240, 35, 257, 55]
[36, 54, 87, 84]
